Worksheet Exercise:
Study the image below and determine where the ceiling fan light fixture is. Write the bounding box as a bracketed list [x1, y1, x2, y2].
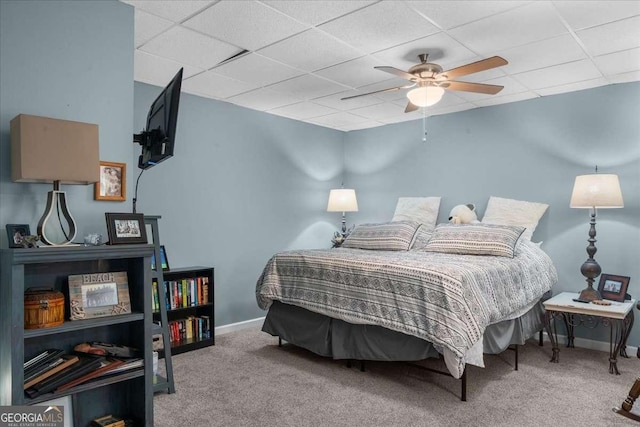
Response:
[406, 86, 444, 107]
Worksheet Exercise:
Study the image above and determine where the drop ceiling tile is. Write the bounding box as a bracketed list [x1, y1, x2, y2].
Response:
[472, 91, 539, 107]
[122, 0, 213, 23]
[607, 70, 640, 84]
[448, 2, 568, 54]
[372, 32, 477, 72]
[263, 1, 376, 26]
[309, 112, 370, 128]
[350, 102, 411, 120]
[212, 53, 304, 87]
[312, 90, 385, 111]
[406, 1, 528, 30]
[514, 59, 603, 90]
[134, 50, 203, 86]
[268, 101, 340, 120]
[266, 74, 349, 99]
[258, 29, 361, 72]
[140, 26, 242, 69]
[497, 34, 588, 75]
[594, 47, 640, 76]
[426, 103, 477, 117]
[535, 77, 609, 96]
[226, 87, 301, 111]
[134, 9, 174, 48]
[183, 1, 308, 51]
[552, 1, 640, 31]
[318, 2, 440, 53]
[182, 70, 259, 99]
[576, 15, 640, 57]
[314, 56, 393, 88]
[341, 120, 385, 131]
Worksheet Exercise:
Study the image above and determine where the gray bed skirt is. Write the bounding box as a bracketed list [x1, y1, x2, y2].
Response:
[262, 300, 545, 362]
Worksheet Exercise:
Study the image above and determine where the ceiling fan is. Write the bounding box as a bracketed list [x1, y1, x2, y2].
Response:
[342, 54, 508, 112]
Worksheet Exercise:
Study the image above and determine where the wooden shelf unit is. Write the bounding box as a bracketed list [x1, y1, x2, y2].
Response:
[153, 266, 215, 357]
[0, 245, 154, 426]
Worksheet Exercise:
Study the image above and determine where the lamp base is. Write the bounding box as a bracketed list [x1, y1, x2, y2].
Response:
[37, 187, 77, 246]
[578, 286, 602, 302]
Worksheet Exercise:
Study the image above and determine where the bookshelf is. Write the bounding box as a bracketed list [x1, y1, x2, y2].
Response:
[0, 245, 154, 426]
[153, 266, 215, 357]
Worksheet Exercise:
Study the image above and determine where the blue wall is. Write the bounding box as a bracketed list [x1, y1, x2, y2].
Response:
[344, 82, 640, 344]
[0, 0, 134, 236]
[133, 83, 344, 325]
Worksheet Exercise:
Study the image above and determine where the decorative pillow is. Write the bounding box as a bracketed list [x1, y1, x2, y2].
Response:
[342, 221, 420, 251]
[424, 223, 526, 258]
[410, 224, 433, 250]
[391, 197, 441, 232]
[481, 196, 549, 241]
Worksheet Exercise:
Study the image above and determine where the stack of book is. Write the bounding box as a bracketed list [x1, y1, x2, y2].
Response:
[23, 348, 144, 399]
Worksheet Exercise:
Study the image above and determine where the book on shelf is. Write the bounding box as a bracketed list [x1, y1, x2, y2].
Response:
[96, 358, 143, 377]
[55, 358, 126, 392]
[166, 315, 212, 345]
[24, 354, 78, 390]
[24, 349, 63, 371]
[25, 356, 104, 399]
[158, 275, 210, 312]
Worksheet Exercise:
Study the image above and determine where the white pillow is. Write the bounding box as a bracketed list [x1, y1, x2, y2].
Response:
[481, 196, 548, 241]
[392, 197, 441, 232]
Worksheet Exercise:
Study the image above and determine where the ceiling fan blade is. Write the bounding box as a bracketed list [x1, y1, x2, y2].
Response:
[405, 102, 419, 113]
[341, 84, 416, 100]
[441, 56, 508, 80]
[445, 80, 504, 95]
[374, 66, 418, 81]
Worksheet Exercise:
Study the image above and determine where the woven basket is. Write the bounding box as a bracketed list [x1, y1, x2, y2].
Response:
[24, 288, 65, 329]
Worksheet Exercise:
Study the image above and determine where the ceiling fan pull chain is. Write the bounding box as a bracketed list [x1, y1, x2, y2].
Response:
[422, 110, 428, 143]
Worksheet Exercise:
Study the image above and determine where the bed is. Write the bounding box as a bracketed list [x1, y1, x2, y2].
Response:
[256, 200, 557, 400]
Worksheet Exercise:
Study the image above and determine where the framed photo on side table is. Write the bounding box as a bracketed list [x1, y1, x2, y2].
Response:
[95, 161, 126, 201]
[105, 213, 148, 245]
[598, 274, 631, 302]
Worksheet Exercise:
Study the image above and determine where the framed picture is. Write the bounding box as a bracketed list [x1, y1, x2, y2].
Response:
[597, 274, 631, 302]
[6, 224, 31, 248]
[105, 213, 148, 245]
[95, 161, 126, 201]
[151, 245, 170, 271]
[68, 271, 131, 320]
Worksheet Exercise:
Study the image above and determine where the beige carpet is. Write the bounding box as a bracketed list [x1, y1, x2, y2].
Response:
[154, 328, 640, 426]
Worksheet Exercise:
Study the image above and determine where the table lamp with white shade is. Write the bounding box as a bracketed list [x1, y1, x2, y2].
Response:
[570, 172, 624, 301]
[327, 188, 358, 243]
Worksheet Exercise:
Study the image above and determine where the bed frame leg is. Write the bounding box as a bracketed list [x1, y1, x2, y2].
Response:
[515, 344, 519, 371]
[346, 360, 352, 368]
[539, 330, 543, 346]
[461, 369, 467, 402]
[278, 337, 282, 347]
[360, 360, 365, 372]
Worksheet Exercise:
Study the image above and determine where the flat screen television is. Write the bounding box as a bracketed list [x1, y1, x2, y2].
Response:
[133, 68, 183, 170]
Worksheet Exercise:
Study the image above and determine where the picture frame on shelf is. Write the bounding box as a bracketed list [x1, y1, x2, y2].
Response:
[6, 224, 31, 248]
[95, 161, 126, 201]
[151, 245, 170, 271]
[105, 213, 147, 245]
[68, 271, 131, 320]
[597, 274, 631, 302]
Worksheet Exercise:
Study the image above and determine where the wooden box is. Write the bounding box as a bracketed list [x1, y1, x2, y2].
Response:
[24, 288, 64, 329]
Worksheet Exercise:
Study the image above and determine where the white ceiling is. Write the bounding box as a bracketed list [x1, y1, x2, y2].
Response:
[124, 0, 640, 132]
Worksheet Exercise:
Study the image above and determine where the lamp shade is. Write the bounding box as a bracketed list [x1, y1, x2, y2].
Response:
[406, 86, 445, 107]
[327, 189, 358, 212]
[570, 174, 624, 208]
[11, 114, 99, 185]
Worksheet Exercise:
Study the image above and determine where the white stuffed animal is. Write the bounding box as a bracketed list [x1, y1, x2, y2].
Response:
[448, 204, 479, 224]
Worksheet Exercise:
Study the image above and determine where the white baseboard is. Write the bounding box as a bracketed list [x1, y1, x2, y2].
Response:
[215, 316, 265, 336]
[540, 332, 637, 356]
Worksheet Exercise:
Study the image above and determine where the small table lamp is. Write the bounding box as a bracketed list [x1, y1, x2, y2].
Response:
[570, 173, 624, 301]
[11, 114, 100, 246]
[327, 188, 358, 236]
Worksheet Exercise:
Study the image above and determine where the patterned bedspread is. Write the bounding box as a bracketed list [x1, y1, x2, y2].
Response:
[256, 240, 557, 375]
